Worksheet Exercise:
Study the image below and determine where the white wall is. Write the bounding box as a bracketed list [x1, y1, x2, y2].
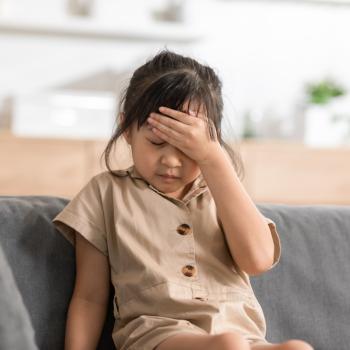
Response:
[1, 0, 349, 138]
[175, 0, 350, 138]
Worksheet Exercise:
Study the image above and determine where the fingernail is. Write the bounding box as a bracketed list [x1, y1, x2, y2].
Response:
[189, 110, 196, 116]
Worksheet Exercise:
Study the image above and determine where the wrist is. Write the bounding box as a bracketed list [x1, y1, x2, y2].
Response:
[197, 142, 225, 167]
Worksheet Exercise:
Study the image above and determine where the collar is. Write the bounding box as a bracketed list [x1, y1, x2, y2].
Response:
[123, 165, 208, 204]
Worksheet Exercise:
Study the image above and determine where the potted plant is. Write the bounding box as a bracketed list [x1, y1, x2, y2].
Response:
[303, 78, 349, 147]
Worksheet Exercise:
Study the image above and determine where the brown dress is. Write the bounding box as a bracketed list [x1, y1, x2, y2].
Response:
[52, 165, 281, 349]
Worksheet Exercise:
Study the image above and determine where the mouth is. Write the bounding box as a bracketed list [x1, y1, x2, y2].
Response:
[159, 174, 179, 179]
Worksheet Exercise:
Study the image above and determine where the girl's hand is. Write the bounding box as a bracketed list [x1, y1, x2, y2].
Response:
[147, 106, 221, 165]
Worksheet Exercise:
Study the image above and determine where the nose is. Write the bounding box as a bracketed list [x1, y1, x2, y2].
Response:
[160, 145, 182, 168]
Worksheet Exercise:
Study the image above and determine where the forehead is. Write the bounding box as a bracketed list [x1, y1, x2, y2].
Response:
[182, 99, 205, 113]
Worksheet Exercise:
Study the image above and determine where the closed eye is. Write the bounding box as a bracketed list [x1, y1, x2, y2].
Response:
[150, 141, 166, 146]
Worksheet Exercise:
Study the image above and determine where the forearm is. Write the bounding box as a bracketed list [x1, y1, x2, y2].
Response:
[65, 296, 108, 350]
[199, 144, 274, 275]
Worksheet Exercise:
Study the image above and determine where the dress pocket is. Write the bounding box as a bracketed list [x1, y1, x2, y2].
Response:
[207, 286, 257, 304]
[212, 289, 267, 338]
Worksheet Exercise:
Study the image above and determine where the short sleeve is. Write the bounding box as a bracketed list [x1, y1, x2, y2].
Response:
[263, 216, 281, 270]
[52, 176, 108, 256]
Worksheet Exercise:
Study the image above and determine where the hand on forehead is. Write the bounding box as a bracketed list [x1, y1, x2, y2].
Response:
[155, 101, 206, 121]
[144, 99, 205, 136]
[144, 121, 164, 142]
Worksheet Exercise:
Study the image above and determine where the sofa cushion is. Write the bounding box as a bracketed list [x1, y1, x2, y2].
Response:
[253, 203, 350, 350]
[0, 196, 115, 350]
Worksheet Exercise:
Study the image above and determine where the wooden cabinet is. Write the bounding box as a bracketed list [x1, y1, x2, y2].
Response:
[1, 131, 349, 204]
[0, 132, 131, 198]
[238, 140, 350, 205]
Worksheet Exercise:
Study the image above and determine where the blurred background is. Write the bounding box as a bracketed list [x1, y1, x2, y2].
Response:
[0, 0, 349, 204]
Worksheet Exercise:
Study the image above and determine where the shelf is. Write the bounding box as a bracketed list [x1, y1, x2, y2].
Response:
[0, 15, 203, 42]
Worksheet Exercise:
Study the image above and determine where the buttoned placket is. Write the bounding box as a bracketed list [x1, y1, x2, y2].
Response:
[173, 203, 198, 284]
[126, 165, 210, 300]
[148, 184, 211, 299]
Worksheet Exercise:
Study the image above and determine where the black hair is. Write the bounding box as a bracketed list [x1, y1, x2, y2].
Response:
[101, 49, 244, 179]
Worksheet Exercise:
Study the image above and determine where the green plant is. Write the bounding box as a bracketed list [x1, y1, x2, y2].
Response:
[241, 111, 257, 139]
[305, 79, 345, 105]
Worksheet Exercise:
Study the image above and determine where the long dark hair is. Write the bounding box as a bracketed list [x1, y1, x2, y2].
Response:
[101, 49, 244, 179]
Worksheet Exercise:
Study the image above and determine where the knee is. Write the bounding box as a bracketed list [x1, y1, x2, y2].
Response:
[210, 332, 250, 350]
[282, 339, 314, 350]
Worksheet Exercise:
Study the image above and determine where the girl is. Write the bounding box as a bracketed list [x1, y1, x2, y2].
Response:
[53, 50, 313, 350]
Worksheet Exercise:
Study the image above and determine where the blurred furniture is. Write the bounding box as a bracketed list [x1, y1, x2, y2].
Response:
[238, 139, 350, 205]
[1, 131, 350, 204]
[1, 195, 349, 349]
[0, 131, 131, 198]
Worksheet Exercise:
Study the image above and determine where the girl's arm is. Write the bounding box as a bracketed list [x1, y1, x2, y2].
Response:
[65, 232, 110, 350]
[199, 145, 275, 276]
[147, 107, 275, 276]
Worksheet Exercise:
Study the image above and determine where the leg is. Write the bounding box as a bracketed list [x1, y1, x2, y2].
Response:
[251, 339, 314, 350]
[155, 331, 250, 350]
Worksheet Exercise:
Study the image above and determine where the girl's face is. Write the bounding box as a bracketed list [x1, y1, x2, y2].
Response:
[123, 104, 202, 200]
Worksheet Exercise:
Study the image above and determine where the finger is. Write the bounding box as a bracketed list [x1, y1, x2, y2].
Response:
[151, 126, 183, 150]
[159, 106, 195, 125]
[148, 117, 183, 142]
[148, 113, 188, 134]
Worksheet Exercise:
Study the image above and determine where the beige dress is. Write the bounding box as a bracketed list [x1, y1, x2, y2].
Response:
[52, 165, 281, 350]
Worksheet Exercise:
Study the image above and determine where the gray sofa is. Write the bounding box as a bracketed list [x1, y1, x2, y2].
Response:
[0, 196, 349, 350]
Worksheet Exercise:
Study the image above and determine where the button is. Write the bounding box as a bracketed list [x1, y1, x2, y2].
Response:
[182, 265, 196, 277]
[177, 224, 192, 235]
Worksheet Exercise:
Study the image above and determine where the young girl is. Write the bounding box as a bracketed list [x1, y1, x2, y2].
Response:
[52, 50, 313, 350]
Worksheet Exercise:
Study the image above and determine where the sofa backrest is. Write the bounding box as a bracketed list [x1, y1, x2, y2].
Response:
[0, 196, 349, 350]
[0, 196, 114, 350]
[254, 203, 350, 350]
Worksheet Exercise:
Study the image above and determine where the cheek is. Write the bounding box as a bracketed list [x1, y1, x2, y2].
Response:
[187, 162, 201, 176]
[142, 144, 160, 161]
